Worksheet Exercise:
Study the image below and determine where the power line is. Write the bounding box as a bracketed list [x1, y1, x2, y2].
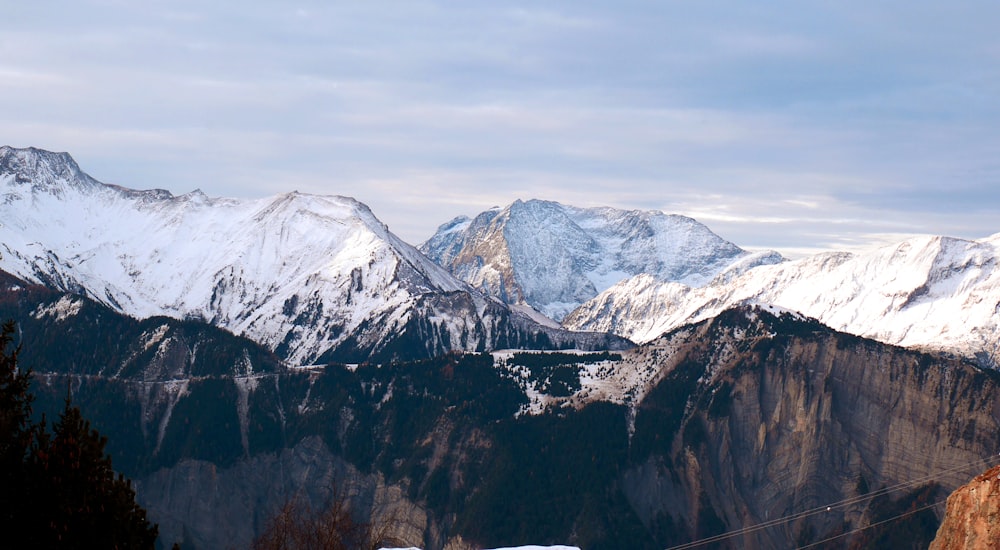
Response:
[795, 498, 946, 550]
[664, 454, 997, 550]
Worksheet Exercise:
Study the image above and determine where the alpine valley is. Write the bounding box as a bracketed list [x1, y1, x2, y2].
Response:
[3, 146, 1000, 550]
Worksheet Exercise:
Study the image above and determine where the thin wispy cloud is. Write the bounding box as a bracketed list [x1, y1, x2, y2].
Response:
[2, 1, 998, 251]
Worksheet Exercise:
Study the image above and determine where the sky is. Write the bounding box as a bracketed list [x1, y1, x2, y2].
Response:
[2, 1, 999, 257]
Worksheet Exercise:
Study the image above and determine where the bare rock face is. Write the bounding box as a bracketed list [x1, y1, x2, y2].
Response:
[136, 436, 429, 550]
[929, 464, 1000, 550]
[624, 307, 1000, 549]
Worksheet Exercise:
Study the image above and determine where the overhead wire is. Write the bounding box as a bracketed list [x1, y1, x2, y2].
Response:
[663, 453, 999, 550]
[795, 498, 946, 550]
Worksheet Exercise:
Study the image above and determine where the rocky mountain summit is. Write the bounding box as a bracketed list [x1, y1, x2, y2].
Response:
[420, 199, 782, 321]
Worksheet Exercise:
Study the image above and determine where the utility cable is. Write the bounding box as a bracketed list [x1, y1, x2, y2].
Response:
[664, 454, 998, 550]
[795, 498, 946, 550]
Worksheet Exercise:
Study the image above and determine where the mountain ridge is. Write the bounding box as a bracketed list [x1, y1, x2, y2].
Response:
[565, 232, 1000, 368]
[420, 198, 783, 321]
[0, 146, 626, 364]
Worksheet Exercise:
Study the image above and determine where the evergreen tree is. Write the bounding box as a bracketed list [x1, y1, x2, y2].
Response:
[0, 320, 159, 548]
[0, 319, 34, 534]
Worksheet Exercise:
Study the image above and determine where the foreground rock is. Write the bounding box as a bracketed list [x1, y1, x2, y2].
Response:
[929, 464, 1000, 550]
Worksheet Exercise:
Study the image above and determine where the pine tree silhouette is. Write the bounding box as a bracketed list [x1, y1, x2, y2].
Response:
[0, 319, 34, 535]
[0, 320, 159, 548]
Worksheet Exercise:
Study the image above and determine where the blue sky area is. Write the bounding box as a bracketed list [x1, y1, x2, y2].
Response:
[3, 2, 998, 256]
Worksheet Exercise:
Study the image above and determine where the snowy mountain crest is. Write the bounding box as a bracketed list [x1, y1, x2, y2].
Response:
[565, 233, 1000, 368]
[420, 198, 783, 321]
[0, 146, 101, 195]
[1, 146, 623, 364]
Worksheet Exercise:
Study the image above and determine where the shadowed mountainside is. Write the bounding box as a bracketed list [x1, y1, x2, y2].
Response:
[5, 270, 1000, 549]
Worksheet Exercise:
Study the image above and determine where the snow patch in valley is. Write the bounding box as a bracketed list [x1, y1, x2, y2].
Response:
[381, 547, 580, 550]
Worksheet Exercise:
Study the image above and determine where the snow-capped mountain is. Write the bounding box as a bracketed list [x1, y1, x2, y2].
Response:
[0, 146, 625, 364]
[564, 234, 1000, 367]
[420, 199, 783, 321]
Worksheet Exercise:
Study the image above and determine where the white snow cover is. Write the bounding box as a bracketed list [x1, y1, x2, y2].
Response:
[420, 199, 783, 321]
[565, 234, 1000, 367]
[493, 329, 694, 422]
[0, 146, 487, 364]
[31, 295, 83, 322]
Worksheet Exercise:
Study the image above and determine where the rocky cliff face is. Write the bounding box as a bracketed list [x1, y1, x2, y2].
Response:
[136, 436, 430, 550]
[623, 307, 1000, 548]
[929, 464, 1000, 550]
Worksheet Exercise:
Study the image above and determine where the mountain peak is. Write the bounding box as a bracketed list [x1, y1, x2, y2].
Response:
[1, 151, 623, 364]
[420, 199, 781, 321]
[0, 146, 99, 194]
[566, 230, 1000, 367]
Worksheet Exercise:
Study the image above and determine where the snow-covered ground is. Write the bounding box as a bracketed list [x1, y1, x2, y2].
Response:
[380, 546, 581, 550]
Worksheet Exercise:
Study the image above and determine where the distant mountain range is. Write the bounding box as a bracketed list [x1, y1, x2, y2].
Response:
[563, 233, 1000, 368]
[5, 144, 1000, 369]
[0, 146, 625, 365]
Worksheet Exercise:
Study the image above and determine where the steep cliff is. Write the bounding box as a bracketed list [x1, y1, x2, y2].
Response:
[929, 464, 1000, 550]
[623, 307, 1000, 548]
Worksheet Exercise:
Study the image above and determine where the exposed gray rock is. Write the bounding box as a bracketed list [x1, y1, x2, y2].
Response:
[137, 436, 428, 550]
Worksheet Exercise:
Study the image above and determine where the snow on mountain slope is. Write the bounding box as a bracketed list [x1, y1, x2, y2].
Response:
[495, 305, 820, 424]
[0, 146, 623, 364]
[420, 199, 783, 321]
[564, 234, 1000, 367]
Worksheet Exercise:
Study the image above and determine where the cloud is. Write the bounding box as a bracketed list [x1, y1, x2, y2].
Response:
[2, 1, 998, 252]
